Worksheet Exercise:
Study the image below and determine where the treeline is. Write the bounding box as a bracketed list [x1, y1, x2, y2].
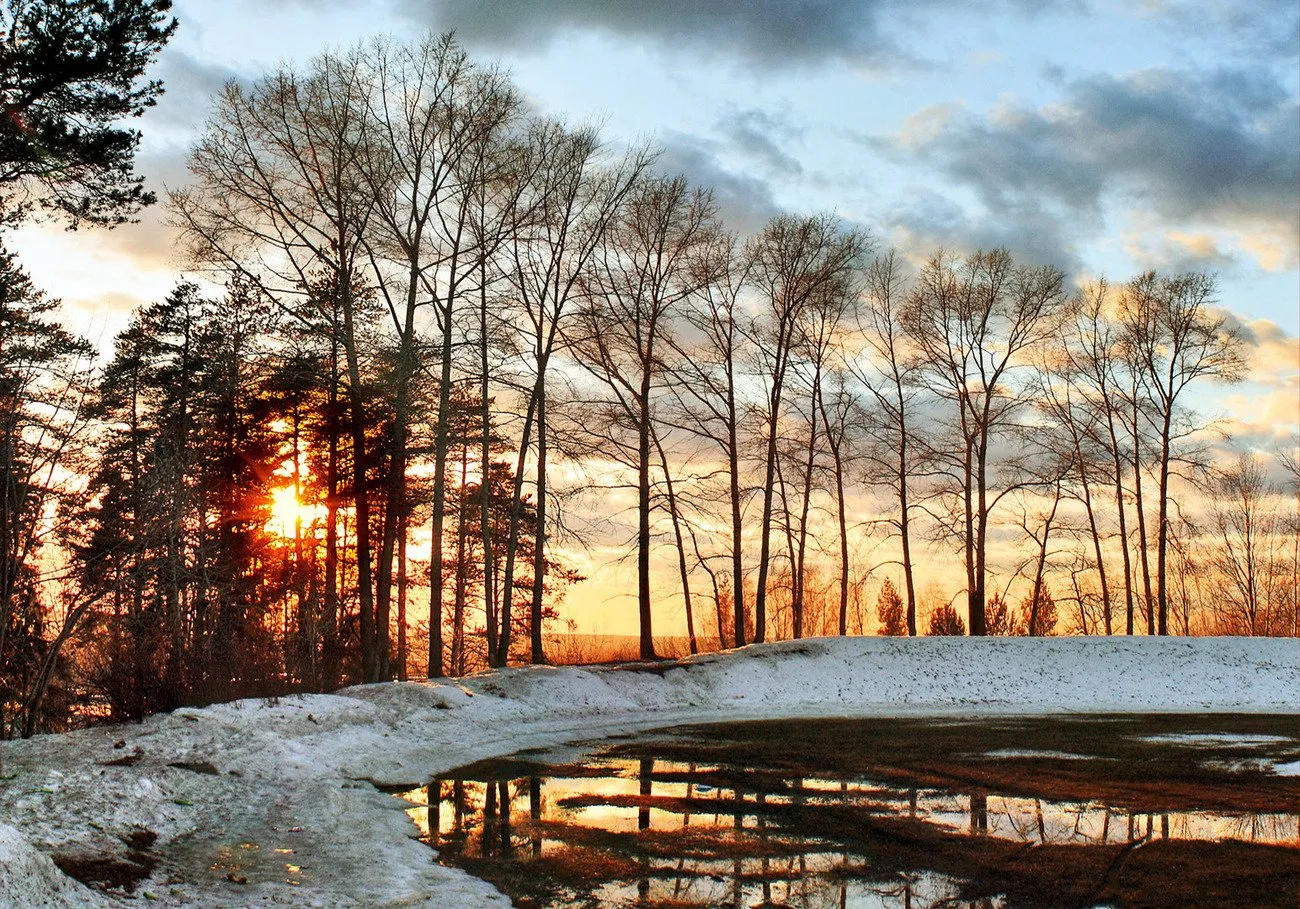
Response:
[2, 32, 1297, 736]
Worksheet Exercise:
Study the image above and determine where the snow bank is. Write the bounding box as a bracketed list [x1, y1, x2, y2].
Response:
[0, 636, 1295, 908]
[0, 825, 111, 909]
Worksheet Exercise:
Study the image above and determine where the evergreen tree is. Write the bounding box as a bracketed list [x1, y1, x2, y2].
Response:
[0, 241, 92, 735]
[875, 580, 906, 636]
[927, 603, 967, 636]
[0, 0, 176, 225]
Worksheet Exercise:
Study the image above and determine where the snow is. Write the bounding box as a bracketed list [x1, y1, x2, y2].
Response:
[982, 749, 1101, 760]
[0, 636, 1295, 908]
[0, 825, 113, 909]
[1140, 733, 1293, 747]
[1273, 760, 1300, 777]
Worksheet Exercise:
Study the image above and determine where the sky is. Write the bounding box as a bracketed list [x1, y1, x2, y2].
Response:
[10, 0, 1299, 635]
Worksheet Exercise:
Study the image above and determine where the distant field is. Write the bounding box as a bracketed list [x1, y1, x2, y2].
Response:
[545, 633, 726, 663]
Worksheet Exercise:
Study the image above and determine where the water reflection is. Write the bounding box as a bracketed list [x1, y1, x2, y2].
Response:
[405, 763, 1006, 908]
[400, 717, 1299, 909]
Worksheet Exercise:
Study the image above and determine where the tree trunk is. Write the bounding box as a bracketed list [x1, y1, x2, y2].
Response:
[479, 265, 497, 665]
[339, 293, 378, 682]
[754, 360, 788, 644]
[793, 372, 821, 638]
[653, 428, 696, 654]
[971, 430, 989, 636]
[529, 391, 547, 664]
[452, 446, 469, 675]
[1155, 405, 1174, 635]
[1103, 411, 1136, 636]
[1130, 397, 1155, 634]
[323, 347, 341, 689]
[727, 371, 746, 647]
[819, 395, 850, 637]
[428, 292, 456, 679]
[397, 508, 408, 681]
[497, 371, 541, 667]
[1028, 488, 1060, 635]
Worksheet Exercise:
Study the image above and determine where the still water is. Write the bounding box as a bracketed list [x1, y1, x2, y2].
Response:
[397, 715, 1299, 909]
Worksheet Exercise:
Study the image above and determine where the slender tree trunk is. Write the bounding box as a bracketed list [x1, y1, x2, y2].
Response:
[793, 373, 821, 638]
[1130, 398, 1155, 634]
[819, 396, 850, 637]
[653, 428, 696, 654]
[428, 292, 456, 678]
[754, 360, 789, 644]
[636, 383, 656, 658]
[452, 446, 469, 675]
[497, 371, 541, 667]
[972, 433, 989, 636]
[1028, 488, 1060, 635]
[1155, 405, 1174, 635]
[376, 290, 418, 683]
[397, 508, 407, 681]
[339, 293, 378, 681]
[290, 401, 314, 687]
[530, 391, 547, 663]
[727, 374, 746, 647]
[375, 404, 404, 683]
[775, 446, 799, 638]
[962, 427, 978, 635]
[321, 331, 341, 689]
[479, 263, 497, 664]
[1103, 411, 1136, 635]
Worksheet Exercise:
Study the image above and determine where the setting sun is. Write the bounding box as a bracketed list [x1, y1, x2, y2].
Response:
[268, 485, 323, 534]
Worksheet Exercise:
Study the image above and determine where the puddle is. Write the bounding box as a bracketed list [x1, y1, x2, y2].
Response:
[401, 715, 1300, 908]
[51, 849, 158, 893]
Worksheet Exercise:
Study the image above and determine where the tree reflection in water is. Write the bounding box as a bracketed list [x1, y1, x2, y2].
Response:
[397, 716, 1299, 909]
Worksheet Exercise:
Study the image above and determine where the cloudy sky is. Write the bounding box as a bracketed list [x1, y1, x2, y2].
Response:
[11, 0, 1299, 632]
[16, 0, 1298, 321]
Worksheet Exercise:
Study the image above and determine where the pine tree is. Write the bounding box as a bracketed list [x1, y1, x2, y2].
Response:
[875, 580, 906, 636]
[927, 603, 967, 636]
[0, 242, 92, 735]
[0, 0, 177, 225]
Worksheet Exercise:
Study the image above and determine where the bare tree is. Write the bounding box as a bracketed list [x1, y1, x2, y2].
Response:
[357, 35, 524, 679]
[1064, 281, 1142, 634]
[903, 248, 1070, 635]
[746, 214, 868, 642]
[1038, 349, 1114, 634]
[668, 233, 751, 647]
[1120, 271, 1244, 634]
[570, 175, 719, 658]
[781, 269, 856, 638]
[1209, 455, 1290, 635]
[849, 252, 923, 635]
[495, 123, 648, 665]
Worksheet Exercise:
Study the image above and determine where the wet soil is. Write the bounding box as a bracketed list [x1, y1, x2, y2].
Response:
[404, 714, 1299, 909]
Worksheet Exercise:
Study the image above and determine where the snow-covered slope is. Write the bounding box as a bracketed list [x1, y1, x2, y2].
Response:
[1, 637, 1295, 908]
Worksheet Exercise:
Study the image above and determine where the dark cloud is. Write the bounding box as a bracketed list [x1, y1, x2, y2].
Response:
[409, 0, 900, 67]
[1141, 0, 1300, 62]
[884, 66, 1299, 266]
[655, 133, 782, 236]
[398, 0, 1072, 69]
[881, 188, 1085, 275]
[715, 108, 804, 177]
[147, 50, 245, 133]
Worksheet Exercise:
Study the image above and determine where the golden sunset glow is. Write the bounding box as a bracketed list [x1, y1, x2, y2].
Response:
[268, 485, 323, 534]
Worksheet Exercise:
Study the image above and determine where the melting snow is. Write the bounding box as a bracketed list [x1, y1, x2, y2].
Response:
[0, 636, 1295, 907]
